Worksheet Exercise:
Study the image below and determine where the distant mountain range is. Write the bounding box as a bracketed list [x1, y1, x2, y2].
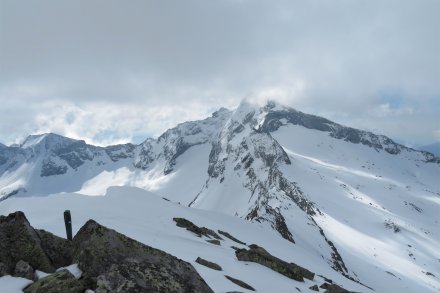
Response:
[0, 100, 439, 292]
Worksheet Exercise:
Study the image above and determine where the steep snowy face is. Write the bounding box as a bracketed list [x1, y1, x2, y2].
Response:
[191, 101, 354, 280]
[190, 101, 440, 292]
[134, 107, 231, 174]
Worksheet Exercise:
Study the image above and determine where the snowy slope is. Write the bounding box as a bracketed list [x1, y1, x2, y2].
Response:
[0, 100, 439, 292]
[273, 125, 440, 293]
[0, 186, 371, 293]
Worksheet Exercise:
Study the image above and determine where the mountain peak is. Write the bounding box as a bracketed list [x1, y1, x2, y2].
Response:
[263, 100, 290, 111]
[212, 107, 231, 118]
[20, 133, 78, 149]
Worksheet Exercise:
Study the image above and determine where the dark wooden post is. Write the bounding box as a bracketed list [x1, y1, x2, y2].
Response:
[64, 210, 72, 241]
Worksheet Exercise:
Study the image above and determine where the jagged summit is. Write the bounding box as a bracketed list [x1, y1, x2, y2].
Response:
[1, 101, 437, 199]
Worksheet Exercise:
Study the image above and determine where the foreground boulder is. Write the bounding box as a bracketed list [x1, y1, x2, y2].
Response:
[36, 229, 74, 268]
[23, 270, 86, 293]
[235, 244, 314, 282]
[96, 258, 207, 293]
[73, 219, 214, 292]
[0, 262, 7, 277]
[0, 211, 214, 292]
[0, 211, 55, 274]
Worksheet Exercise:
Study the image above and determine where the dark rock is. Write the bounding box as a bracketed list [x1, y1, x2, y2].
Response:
[96, 257, 211, 293]
[218, 230, 246, 245]
[0, 262, 7, 276]
[36, 229, 74, 268]
[73, 219, 214, 293]
[133, 139, 155, 170]
[206, 239, 221, 245]
[225, 275, 255, 291]
[23, 269, 86, 293]
[384, 219, 400, 233]
[173, 217, 222, 239]
[324, 284, 354, 293]
[320, 283, 330, 289]
[54, 140, 94, 169]
[14, 260, 35, 280]
[104, 143, 135, 162]
[386, 271, 396, 277]
[195, 257, 222, 271]
[309, 284, 319, 291]
[0, 211, 55, 274]
[40, 159, 68, 177]
[235, 244, 314, 282]
[318, 275, 333, 284]
[272, 207, 295, 243]
[315, 224, 350, 278]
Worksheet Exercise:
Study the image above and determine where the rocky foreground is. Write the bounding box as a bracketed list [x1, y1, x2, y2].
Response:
[0, 211, 354, 292]
[0, 211, 212, 292]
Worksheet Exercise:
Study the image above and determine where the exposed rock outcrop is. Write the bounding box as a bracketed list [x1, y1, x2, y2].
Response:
[195, 257, 222, 271]
[36, 229, 74, 269]
[319, 282, 355, 292]
[73, 219, 214, 293]
[225, 275, 255, 291]
[235, 244, 314, 282]
[0, 211, 55, 274]
[173, 217, 222, 239]
[218, 230, 246, 245]
[1, 211, 214, 293]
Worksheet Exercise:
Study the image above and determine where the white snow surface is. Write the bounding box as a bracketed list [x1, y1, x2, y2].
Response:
[56, 264, 82, 279]
[0, 275, 33, 293]
[1, 186, 370, 293]
[272, 124, 440, 293]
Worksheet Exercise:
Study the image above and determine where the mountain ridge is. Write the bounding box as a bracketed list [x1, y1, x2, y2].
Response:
[0, 101, 439, 292]
[2, 101, 438, 167]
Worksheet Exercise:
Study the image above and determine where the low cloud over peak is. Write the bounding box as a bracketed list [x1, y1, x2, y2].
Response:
[1, 0, 439, 146]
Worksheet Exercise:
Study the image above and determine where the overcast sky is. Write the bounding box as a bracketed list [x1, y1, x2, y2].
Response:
[1, 0, 439, 147]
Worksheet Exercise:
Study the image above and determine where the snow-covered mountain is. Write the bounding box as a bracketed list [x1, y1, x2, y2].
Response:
[0, 100, 439, 292]
[418, 142, 440, 157]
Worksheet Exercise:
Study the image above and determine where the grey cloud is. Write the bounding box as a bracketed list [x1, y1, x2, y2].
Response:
[0, 0, 439, 145]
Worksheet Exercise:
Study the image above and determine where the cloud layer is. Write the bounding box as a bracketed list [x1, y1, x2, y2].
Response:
[0, 0, 439, 146]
